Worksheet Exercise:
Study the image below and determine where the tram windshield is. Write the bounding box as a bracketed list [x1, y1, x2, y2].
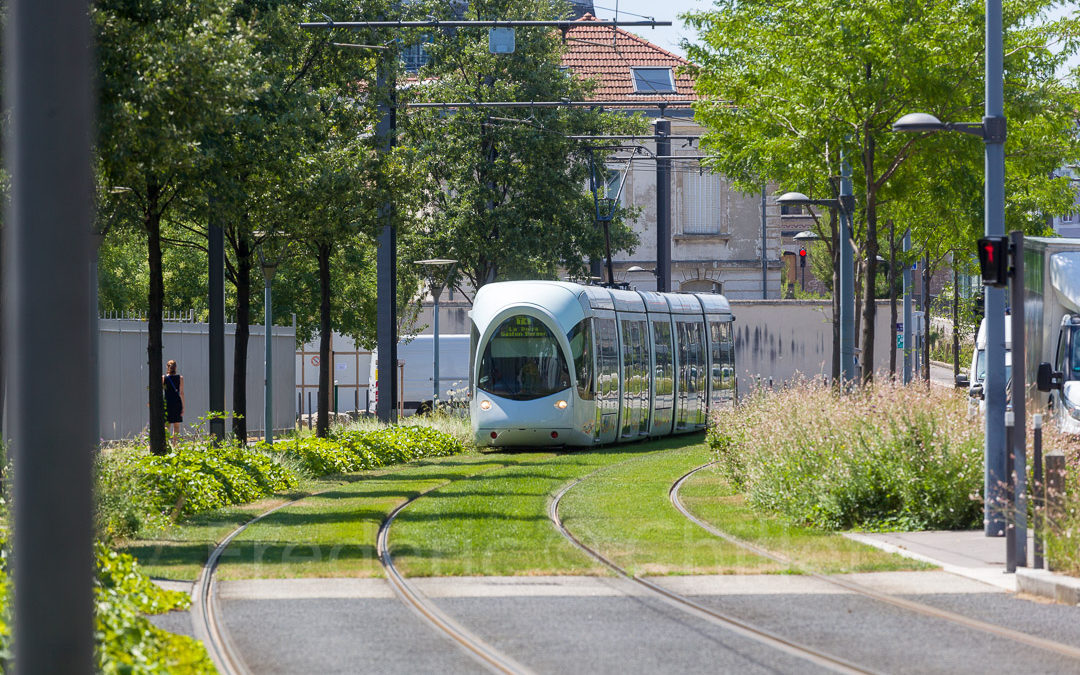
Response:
[478, 314, 571, 400]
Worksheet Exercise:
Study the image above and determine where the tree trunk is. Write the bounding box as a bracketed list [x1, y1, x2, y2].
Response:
[146, 193, 167, 455]
[317, 241, 332, 438]
[232, 237, 251, 441]
[861, 134, 878, 386]
[888, 220, 898, 378]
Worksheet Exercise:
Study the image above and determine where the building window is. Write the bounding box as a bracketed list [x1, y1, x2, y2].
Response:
[604, 170, 623, 202]
[678, 171, 726, 235]
[631, 67, 675, 93]
[680, 279, 722, 294]
[780, 203, 804, 216]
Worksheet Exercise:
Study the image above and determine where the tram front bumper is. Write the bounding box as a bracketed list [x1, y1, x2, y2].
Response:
[477, 427, 574, 447]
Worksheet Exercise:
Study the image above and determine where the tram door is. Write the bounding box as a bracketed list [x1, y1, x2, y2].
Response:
[675, 318, 707, 431]
[593, 316, 620, 444]
[620, 317, 650, 439]
[650, 318, 675, 436]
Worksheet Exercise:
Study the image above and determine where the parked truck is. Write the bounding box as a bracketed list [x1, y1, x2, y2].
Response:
[369, 334, 471, 416]
[958, 316, 1012, 414]
[1025, 237, 1080, 433]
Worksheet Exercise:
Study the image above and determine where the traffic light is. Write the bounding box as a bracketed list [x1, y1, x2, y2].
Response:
[799, 247, 807, 267]
[976, 236, 1009, 287]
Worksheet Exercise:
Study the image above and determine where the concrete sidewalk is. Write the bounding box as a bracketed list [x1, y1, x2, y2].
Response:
[846, 530, 1080, 604]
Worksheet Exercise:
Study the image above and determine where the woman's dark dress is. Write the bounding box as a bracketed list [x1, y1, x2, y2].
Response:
[164, 374, 183, 423]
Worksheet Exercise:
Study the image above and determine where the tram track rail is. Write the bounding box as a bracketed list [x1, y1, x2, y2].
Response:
[549, 474, 877, 675]
[669, 461, 1080, 664]
[191, 461, 528, 675]
[376, 475, 535, 675]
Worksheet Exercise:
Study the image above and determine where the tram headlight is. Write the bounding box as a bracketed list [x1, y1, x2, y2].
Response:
[479, 400, 492, 411]
[554, 400, 567, 410]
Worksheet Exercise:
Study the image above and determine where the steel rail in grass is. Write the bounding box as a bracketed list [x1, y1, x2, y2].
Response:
[670, 462, 1080, 663]
[549, 471, 876, 675]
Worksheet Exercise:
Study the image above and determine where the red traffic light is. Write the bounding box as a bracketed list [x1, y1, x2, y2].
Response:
[798, 247, 807, 257]
[976, 236, 1009, 287]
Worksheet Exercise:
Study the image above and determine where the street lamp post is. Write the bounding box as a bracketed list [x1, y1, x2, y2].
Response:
[891, 0, 1007, 539]
[415, 259, 458, 409]
[778, 193, 855, 383]
[257, 240, 289, 445]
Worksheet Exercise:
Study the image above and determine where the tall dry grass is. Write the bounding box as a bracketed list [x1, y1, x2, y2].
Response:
[708, 379, 984, 531]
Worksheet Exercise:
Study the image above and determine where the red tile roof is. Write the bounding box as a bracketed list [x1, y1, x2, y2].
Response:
[560, 13, 696, 102]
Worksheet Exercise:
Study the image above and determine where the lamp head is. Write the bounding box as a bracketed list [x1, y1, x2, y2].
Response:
[776, 191, 812, 206]
[892, 112, 945, 133]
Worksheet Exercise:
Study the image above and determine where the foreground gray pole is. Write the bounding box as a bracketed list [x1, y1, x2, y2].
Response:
[903, 231, 913, 384]
[984, 0, 1007, 537]
[761, 185, 768, 299]
[5, 0, 95, 671]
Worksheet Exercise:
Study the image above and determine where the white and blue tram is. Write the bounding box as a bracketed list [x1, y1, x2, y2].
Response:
[469, 280, 736, 447]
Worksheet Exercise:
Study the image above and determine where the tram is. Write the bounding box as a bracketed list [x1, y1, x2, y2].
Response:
[469, 280, 736, 447]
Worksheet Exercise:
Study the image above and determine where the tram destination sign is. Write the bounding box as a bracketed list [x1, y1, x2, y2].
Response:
[499, 316, 547, 339]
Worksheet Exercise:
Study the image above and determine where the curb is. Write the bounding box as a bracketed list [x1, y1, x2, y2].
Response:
[842, 532, 1015, 592]
[1015, 568, 1080, 605]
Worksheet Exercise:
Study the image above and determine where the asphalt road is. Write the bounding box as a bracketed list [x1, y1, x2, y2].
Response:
[152, 573, 1080, 674]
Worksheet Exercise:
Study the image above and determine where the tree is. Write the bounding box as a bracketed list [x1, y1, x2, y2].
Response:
[403, 0, 644, 295]
[96, 0, 260, 453]
[686, 0, 1080, 384]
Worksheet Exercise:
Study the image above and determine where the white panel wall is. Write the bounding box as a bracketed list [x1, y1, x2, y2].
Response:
[98, 320, 295, 440]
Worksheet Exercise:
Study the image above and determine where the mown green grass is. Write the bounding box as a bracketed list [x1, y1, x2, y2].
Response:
[121, 453, 518, 580]
[558, 440, 786, 576]
[388, 443, 677, 577]
[678, 464, 932, 574]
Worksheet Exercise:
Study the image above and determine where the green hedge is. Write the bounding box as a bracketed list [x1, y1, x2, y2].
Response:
[270, 426, 467, 477]
[707, 381, 984, 531]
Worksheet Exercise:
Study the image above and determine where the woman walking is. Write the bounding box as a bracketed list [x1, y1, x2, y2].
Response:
[163, 359, 185, 447]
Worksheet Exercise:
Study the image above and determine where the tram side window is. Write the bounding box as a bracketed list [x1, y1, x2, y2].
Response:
[567, 319, 595, 400]
[709, 321, 725, 398]
[595, 318, 620, 410]
[653, 320, 673, 396]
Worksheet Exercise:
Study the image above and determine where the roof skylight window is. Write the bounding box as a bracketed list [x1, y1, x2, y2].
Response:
[631, 67, 675, 93]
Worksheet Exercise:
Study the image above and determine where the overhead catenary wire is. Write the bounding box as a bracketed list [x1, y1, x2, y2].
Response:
[301, 19, 672, 29]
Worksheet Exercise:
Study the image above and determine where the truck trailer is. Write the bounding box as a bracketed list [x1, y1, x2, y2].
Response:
[1024, 237, 1080, 433]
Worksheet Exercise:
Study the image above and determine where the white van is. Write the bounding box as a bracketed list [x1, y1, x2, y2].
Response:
[368, 334, 470, 415]
[961, 317, 1012, 413]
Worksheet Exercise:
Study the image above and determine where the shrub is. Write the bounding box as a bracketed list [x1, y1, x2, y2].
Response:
[94, 543, 215, 673]
[707, 380, 983, 531]
[1041, 427, 1080, 576]
[272, 425, 467, 476]
[133, 443, 300, 519]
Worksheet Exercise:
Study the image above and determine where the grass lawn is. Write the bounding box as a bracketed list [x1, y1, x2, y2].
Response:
[122, 435, 925, 582]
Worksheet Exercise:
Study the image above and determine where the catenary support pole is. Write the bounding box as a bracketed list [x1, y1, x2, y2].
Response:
[655, 119, 671, 293]
[376, 58, 398, 423]
[761, 185, 768, 299]
[5, 0, 95, 670]
[1009, 231, 1027, 564]
[903, 231, 912, 384]
[209, 220, 225, 442]
[839, 154, 855, 383]
[984, 0, 1008, 537]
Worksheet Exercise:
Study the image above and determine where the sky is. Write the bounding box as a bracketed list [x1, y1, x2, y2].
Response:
[590, 1, 1080, 73]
